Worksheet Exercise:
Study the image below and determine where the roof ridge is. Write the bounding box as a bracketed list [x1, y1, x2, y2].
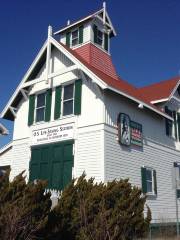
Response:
[139, 76, 180, 90]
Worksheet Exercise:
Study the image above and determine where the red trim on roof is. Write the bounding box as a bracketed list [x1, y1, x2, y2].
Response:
[74, 43, 118, 80]
[138, 76, 180, 102]
[60, 42, 167, 116]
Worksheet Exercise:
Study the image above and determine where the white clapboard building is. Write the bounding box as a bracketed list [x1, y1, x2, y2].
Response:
[1, 4, 180, 223]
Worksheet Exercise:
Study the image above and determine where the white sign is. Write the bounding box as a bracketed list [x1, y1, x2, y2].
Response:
[32, 123, 74, 145]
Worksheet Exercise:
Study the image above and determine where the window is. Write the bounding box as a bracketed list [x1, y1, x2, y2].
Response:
[165, 106, 177, 139]
[146, 169, 153, 193]
[35, 93, 46, 122]
[71, 29, 79, 46]
[141, 167, 157, 195]
[97, 29, 103, 46]
[93, 24, 109, 51]
[63, 84, 74, 116]
[0, 165, 10, 178]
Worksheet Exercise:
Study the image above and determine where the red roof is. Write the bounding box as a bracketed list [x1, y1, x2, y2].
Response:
[60, 42, 168, 116]
[138, 76, 180, 102]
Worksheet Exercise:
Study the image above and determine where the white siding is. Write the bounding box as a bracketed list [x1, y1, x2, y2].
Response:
[0, 145, 13, 167]
[75, 126, 104, 183]
[104, 123, 180, 222]
[104, 91, 176, 148]
[10, 139, 30, 181]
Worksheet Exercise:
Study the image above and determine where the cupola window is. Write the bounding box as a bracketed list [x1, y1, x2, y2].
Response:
[93, 24, 109, 52]
[71, 29, 79, 46]
[66, 25, 84, 48]
[97, 29, 103, 46]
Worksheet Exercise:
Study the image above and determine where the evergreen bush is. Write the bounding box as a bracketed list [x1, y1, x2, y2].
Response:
[0, 172, 151, 240]
[45, 174, 151, 240]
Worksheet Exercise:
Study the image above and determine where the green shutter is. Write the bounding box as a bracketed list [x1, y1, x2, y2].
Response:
[173, 111, 178, 139]
[28, 94, 35, 126]
[153, 170, 157, 195]
[93, 24, 98, 44]
[177, 189, 180, 199]
[45, 89, 52, 122]
[104, 32, 109, 51]
[63, 142, 74, 188]
[54, 86, 62, 120]
[177, 113, 180, 141]
[79, 25, 84, 44]
[165, 106, 170, 136]
[66, 32, 71, 47]
[141, 167, 147, 194]
[74, 79, 82, 115]
[29, 148, 41, 182]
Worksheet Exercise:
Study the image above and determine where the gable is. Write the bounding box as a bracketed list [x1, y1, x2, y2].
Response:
[1, 35, 172, 122]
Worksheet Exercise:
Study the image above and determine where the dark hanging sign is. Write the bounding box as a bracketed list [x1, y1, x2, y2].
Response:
[118, 113, 131, 146]
[117, 113, 143, 147]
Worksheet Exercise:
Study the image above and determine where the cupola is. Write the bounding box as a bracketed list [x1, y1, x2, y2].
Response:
[54, 2, 119, 80]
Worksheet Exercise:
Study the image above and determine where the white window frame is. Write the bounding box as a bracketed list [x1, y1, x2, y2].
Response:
[165, 106, 177, 140]
[35, 91, 46, 123]
[71, 28, 79, 47]
[145, 167, 154, 195]
[62, 82, 75, 117]
[97, 28, 103, 47]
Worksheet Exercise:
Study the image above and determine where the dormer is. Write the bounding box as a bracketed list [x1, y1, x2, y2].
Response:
[54, 2, 116, 54]
[54, 2, 118, 80]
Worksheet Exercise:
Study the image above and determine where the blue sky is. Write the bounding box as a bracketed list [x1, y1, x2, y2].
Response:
[1, 0, 180, 147]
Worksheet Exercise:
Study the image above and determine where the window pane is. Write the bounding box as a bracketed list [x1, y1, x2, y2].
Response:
[72, 30, 78, 39]
[36, 107, 45, 122]
[147, 181, 153, 193]
[63, 100, 73, 116]
[72, 38, 78, 46]
[98, 30, 103, 39]
[146, 169, 152, 181]
[64, 84, 74, 100]
[37, 93, 46, 108]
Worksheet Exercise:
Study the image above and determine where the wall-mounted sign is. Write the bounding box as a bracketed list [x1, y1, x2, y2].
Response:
[130, 121, 143, 147]
[117, 113, 131, 146]
[117, 113, 143, 147]
[32, 123, 74, 145]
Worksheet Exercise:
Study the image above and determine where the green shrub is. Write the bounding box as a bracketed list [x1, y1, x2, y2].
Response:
[0, 171, 51, 240]
[0, 172, 151, 240]
[45, 174, 151, 240]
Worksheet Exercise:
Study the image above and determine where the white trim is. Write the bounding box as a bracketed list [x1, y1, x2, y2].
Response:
[22, 65, 78, 88]
[9, 107, 17, 118]
[171, 96, 180, 103]
[54, 9, 103, 35]
[169, 79, 180, 100]
[107, 86, 173, 121]
[150, 80, 180, 105]
[46, 26, 52, 84]
[1, 36, 172, 122]
[0, 141, 12, 155]
[54, 8, 116, 37]
[48, 65, 78, 79]
[20, 89, 28, 101]
[151, 98, 169, 104]
[0, 40, 48, 119]
[0, 123, 9, 135]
